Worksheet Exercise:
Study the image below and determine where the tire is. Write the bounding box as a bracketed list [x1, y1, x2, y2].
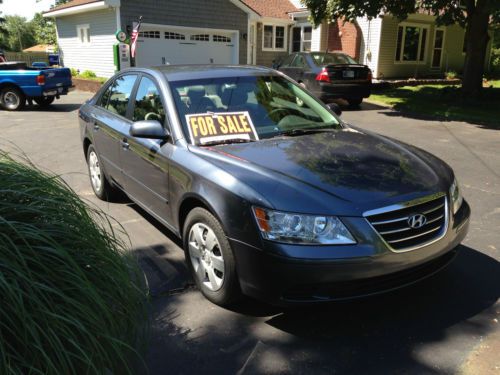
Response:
[86, 144, 119, 201]
[34, 96, 55, 108]
[347, 98, 363, 107]
[183, 207, 241, 306]
[0, 86, 26, 111]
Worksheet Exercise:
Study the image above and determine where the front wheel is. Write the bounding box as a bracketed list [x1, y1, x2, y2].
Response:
[34, 96, 55, 108]
[0, 86, 26, 111]
[183, 207, 241, 306]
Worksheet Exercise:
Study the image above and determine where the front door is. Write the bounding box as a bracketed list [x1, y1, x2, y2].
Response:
[120, 75, 172, 224]
[431, 29, 445, 69]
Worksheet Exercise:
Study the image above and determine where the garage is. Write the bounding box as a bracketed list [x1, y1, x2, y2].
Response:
[135, 25, 239, 67]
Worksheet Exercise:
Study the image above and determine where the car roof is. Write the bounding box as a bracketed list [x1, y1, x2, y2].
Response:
[122, 65, 277, 82]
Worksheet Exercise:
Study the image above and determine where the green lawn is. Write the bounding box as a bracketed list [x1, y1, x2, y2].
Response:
[368, 81, 500, 127]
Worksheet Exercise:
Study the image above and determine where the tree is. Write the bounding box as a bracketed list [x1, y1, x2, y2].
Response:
[30, 13, 57, 45]
[3, 15, 35, 51]
[302, 0, 500, 97]
[0, 12, 8, 50]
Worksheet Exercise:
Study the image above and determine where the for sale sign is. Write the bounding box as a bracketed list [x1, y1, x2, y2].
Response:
[186, 111, 259, 145]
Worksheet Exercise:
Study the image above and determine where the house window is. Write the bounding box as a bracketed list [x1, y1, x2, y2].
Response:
[213, 35, 231, 43]
[165, 32, 185, 40]
[77, 24, 90, 44]
[291, 26, 312, 52]
[139, 31, 160, 38]
[431, 29, 445, 68]
[395, 24, 429, 63]
[262, 24, 287, 51]
[191, 34, 209, 41]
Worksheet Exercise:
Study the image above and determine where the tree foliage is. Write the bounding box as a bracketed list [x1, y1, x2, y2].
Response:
[1, 15, 35, 52]
[31, 13, 57, 45]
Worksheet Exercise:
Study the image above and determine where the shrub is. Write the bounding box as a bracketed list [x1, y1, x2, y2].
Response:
[0, 151, 148, 375]
[491, 48, 500, 73]
[80, 70, 97, 79]
[445, 70, 458, 80]
[69, 67, 78, 77]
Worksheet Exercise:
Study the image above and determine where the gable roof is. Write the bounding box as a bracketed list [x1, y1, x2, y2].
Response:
[239, 0, 298, 19]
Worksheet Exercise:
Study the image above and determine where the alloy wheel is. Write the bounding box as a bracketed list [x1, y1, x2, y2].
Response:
[188, 223, 225, 291]
[88, 151, 102, 192]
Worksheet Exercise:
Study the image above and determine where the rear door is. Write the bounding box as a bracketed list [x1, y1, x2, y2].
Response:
[91, 74, 138, 188]
[120, 75, 172, 224]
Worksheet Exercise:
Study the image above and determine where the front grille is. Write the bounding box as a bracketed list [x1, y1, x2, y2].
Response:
[365, 194, 448, 251]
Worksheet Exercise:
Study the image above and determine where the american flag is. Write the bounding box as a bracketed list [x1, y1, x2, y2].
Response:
[130, 16, 143, 59]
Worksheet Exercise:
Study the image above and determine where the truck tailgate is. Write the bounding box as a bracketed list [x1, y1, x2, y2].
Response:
[42, 68, 72, 90]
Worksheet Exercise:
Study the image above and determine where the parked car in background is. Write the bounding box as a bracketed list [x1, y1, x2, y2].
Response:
[80, 65, 469, 307]
[0, 61, 72, 111]
[277, 52, 372, 107]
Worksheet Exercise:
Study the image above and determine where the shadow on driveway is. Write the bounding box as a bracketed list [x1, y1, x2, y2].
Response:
[145, 244, 499, 374]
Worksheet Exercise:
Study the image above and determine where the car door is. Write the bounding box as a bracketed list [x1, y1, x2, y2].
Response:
[278, 54, 298, 79]
[120, 74, 173, 224]
[91, 74, 138, 188]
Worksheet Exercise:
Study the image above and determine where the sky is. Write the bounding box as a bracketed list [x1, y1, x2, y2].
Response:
[0, 0, 56, 20]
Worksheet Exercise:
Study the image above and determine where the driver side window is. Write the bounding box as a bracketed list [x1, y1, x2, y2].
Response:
[133, 77, 166, 124]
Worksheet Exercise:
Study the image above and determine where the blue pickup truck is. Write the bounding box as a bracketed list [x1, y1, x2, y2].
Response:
[0, 61, 73, 111]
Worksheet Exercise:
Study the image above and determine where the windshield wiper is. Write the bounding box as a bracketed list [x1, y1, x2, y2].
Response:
[277, 128, 337, 137]
[200, 138, 256, 147]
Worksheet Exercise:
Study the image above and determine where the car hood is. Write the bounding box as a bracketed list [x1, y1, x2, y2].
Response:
[191, 128, 452, 212]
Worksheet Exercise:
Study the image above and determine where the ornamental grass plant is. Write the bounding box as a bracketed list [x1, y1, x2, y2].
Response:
[0, 150, 148, 374]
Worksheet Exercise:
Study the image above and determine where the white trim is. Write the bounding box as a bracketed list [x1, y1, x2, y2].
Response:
[262, 24, 287, 52]
[431, 27, 446, 69]
[260, 17, 294, 25]
[394, 21, 430, 65]
[247, 20, 257, 64]
[115, 6, 121, 31]
[43, 1, 107, 18]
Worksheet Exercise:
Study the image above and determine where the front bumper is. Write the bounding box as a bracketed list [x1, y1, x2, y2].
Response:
[230, 200, 470, 305]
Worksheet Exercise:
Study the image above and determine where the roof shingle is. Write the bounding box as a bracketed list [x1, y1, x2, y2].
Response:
[240, 0, 298, 19]
[45, 0, 101, 14]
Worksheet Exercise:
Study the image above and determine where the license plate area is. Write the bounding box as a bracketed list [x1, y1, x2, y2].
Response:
[343, 70, 355, 78]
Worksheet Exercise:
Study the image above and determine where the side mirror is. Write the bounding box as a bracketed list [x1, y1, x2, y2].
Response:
[130, 120, 169, 139]
[326, 103, 342, 116]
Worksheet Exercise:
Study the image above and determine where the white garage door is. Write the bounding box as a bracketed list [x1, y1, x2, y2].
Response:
[135, 26, 238, 67]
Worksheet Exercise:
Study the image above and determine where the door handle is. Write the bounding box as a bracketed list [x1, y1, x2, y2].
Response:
[93, 123, 99, 131]
[121, 139, 130, 150]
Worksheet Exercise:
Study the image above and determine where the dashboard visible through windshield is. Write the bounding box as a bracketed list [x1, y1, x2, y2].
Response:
[169, 75, 341, 145]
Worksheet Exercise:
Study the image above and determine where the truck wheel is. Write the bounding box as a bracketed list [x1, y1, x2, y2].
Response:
[0, 86, 26, 111]
[34, 96, 55, 108]
[183, 207, 242, 306]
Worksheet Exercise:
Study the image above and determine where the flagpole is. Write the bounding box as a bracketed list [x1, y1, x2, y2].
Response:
[130, 16, 143, 67]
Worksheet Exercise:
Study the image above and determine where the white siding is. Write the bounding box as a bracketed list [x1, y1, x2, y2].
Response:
[357, 17, 382, 78]
[56, 8, 117, 78]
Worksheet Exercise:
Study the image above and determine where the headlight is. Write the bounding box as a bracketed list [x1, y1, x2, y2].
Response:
[450, 178, 463, 214]
[252, 207, 356, 245]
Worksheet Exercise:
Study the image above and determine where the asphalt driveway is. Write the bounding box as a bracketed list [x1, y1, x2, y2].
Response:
[1, 92, 498, 375]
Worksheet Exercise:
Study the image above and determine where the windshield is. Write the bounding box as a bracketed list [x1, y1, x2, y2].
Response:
[311, 53, 358, 65]
[170, 75, 341, 145]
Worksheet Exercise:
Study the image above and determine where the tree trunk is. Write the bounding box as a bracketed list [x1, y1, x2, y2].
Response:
[462, 2, 491, 98]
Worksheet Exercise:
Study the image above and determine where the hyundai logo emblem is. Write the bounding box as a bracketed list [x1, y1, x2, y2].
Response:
[408, 214, 427, 229]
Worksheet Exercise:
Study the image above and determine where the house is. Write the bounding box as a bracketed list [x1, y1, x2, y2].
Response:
[44, 0, 492, 79]
[43, 0, 300, 77]
[288, 5, 494, 79]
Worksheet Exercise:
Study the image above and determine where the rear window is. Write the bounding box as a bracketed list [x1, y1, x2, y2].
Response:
[169, 75, 341, 145]
[311, 53, 358, 65]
